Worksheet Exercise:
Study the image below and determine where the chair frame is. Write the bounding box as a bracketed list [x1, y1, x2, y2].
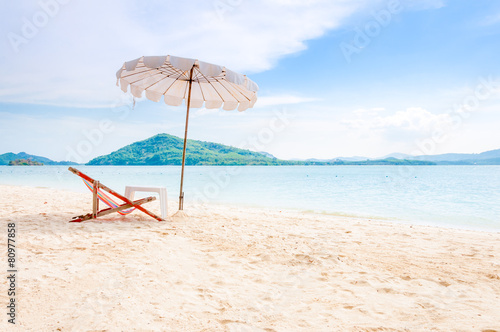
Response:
[68, 167, 163, 222]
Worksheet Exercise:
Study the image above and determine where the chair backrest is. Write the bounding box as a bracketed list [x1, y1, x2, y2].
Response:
[81, 178, 136, 215]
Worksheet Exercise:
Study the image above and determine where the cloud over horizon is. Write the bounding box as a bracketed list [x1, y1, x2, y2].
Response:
[2, 0, 500, 160]
[0, 0, 377, 107]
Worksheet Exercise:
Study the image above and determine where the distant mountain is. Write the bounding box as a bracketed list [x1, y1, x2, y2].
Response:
[477, 149, 500, 159]
[379, 148, 500, 164]
[410, 149, 500, 163]
[334, 156, 369, 162]
[87, 133, 306, 166]
[0, 152, 77, 166]
[338, 149, 500, 165]
[303, 158, 332, 162]
[257, 151, 276, 159]
[5, 144, 498, 167]
[431, 157, 500, 165]
[335, 157, 435, 166]
[295, 156, 368, 162]
[87, 134, 435, 166]
[382, 153, 413, 160]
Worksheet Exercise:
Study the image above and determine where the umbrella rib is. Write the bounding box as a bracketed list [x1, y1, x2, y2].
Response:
[120, 67, 157, 80]
[208, 79, 227, 103]
[197, 80, 207, 102]
[194, 67, 230, 103]
[159, 63, 186, 77]
[181, 71, 190, 100]
[192, 68, 211, 102]
[214, 77, 247, 102]
[143, 74, 172, 91]
[163, 70, 189, 96]
[121, 71, 160, 86]
[185, 69, 205, 103]
[126, 72, 165, 86]
[184, 69, 223, 106]
[193, 67, 210, 82]
[226, 79, 253, 100]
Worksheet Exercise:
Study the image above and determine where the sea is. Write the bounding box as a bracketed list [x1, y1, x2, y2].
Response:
[1, 165, 499, 232]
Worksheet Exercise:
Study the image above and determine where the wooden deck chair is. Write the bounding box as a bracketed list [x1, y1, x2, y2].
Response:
[68, 167, 163, 222]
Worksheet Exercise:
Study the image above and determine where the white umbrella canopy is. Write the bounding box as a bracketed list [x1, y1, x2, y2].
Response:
[116, 55, 259, 212]
[116, 55, 258, 111]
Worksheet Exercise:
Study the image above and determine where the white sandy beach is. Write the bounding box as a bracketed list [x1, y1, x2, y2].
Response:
[0, 184, 499, 331]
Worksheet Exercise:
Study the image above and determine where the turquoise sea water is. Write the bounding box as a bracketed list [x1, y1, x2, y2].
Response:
[1, 165, 499, 231]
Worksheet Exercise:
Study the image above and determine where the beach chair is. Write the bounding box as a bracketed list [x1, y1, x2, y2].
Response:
[68, 167, 163, 222]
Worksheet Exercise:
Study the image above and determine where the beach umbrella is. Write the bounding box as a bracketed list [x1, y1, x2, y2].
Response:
[116, 55, 259, 212]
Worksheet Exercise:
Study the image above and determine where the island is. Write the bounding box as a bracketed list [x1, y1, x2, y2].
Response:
[8, 159, 43, 166]
[86, 133, 436, 166]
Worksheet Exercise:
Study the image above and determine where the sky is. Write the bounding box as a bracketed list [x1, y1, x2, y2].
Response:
[0, 0, 499, 162]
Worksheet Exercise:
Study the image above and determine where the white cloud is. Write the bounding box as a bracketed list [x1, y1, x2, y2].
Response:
[342, 107, 452, 132]
[0, 0, 371, 107]
[353, 107, 385, 116]
[254, 95, 320, 108]
[441, 77, 500, 103]
[191, 108, 219, 118]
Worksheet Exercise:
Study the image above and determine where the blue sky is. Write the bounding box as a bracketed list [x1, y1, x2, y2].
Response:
[1, 0, 499, 162]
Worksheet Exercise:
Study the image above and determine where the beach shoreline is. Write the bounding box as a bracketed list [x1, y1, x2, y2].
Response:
[0, 184, 499, 331]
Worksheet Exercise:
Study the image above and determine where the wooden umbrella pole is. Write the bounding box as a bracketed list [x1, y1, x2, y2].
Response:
[179, 65, 195, 210]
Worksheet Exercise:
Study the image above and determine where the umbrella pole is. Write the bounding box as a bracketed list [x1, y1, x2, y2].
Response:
[179, 65, 195, 210]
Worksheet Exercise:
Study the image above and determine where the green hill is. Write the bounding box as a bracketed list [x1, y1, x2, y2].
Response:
[87, 133, 303, 166]
[86, 133, 437, 166]
[0, 152, 77, 166]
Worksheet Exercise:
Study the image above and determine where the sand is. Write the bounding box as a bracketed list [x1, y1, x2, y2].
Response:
[0, 184, 499, 331]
